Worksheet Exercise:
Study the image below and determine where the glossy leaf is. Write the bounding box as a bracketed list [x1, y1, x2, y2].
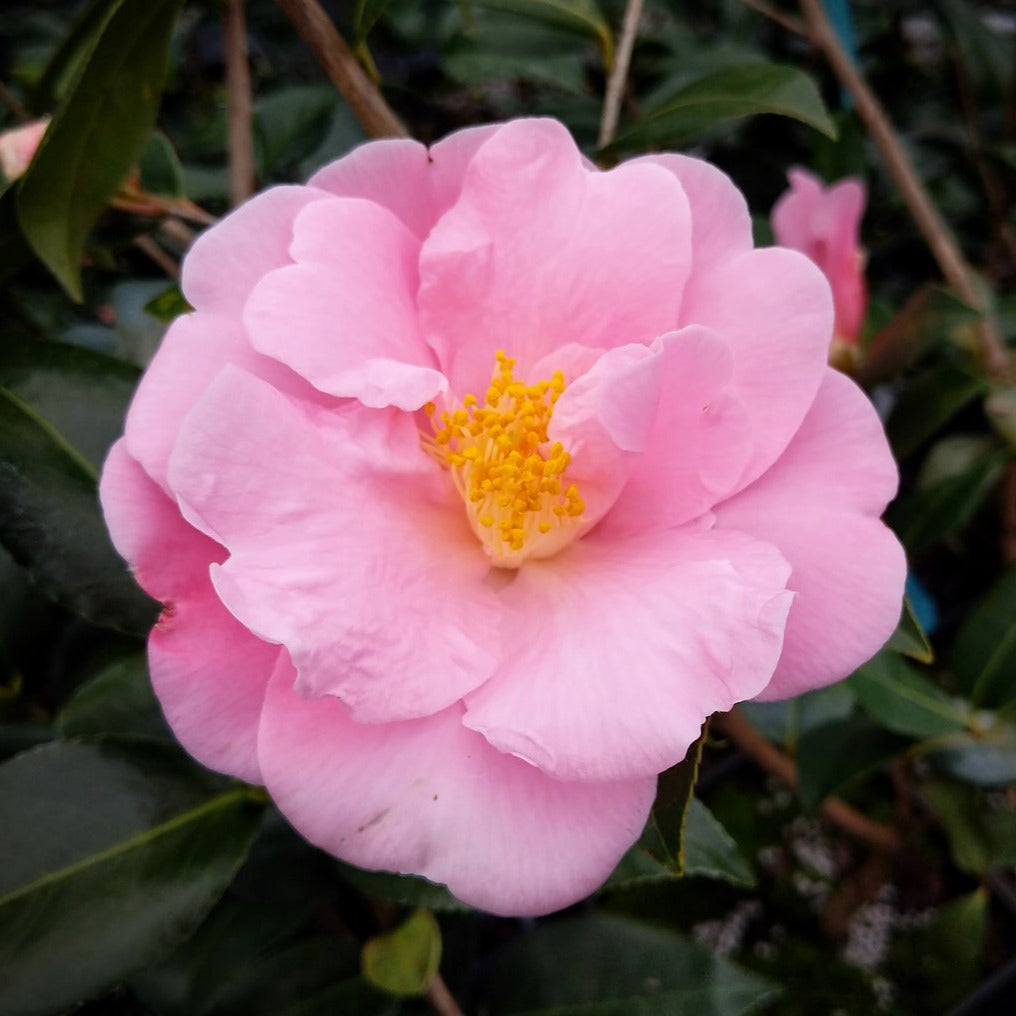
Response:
[362, 909, 442, 998]
[0, 332, 139, 470]
[952, 563, 1016, 707]
[885, 596, 935, 663]
[485, 913, 780, 1015]
[608, 63, 836, 153]
[57, 651, 171, 741]
[887, 442, 1008, 557]
[338, 863, 467, 912]
[144, 285, 192, 324]
[682, 799, 755, 888]
[16, 0, 184, 300]
[922, 781, 1016, 875]
[0, 385, 157, 634]
[856, 285, 981, 387]
[641, 724, 707, 873]
[607, 798, 753, 891]
[887, 361, 987, 460]
[796, 713, 905, 812]
[0, 741, 262, 1016]
[848, 651, 969, 739]
[138, 130, 186, 197]
[468, 0, 614, 68]
[31, 0, 116, 110]
[925, 724, 1016, 787]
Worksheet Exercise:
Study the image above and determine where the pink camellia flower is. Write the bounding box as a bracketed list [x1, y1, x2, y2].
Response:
[100, 118, 905, 916]
[771, 168, 868, 347]
[0, 118, 48, 182]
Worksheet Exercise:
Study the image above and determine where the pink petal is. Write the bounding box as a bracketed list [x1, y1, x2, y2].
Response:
[181, 185, 332, 316]
[257, 656, 657, 916]
[150, 583, 279, 784]
[307, 125, 502, 242]
[715, 369, 906, 700]
[418, 118, 692, 396]
[100, 439, 221, 602]
[100, 441, 276, 783]
[772, 169, 868, 343]
[596, 326, 752, 536]
[463, 525, 792, 782]
[167, 367, 500, 724]
[243, 197, 445, 410]
[124, 312, 324, 491]
[309, 138, 434, 239]
[629, 152, 753, 270]
[678, 245, 833, 490]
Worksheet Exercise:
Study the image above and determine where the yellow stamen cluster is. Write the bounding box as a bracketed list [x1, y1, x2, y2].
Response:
[423, 350, 585, 563]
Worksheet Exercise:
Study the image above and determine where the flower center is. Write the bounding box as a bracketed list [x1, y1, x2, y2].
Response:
[423, 350, 585, 568]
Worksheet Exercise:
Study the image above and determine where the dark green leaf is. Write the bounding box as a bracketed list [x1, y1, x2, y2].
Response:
[608, 63, 836, 153]
[467, 0, 613, 67]
[338, 863, 467, 912]
[16, 0, 184, 300]
[0, 385, 158, 634]
[486, 913, 780, 1015]
[0, 332, 139, 470]
[796, 713, 905, 812]
[887, 442, 1008, 557]
[354, 0, 395, 41]
[0, 741, 262, 1016]
[739, 682, 856, 752]
[31, 0, 116, 110]
[925, 724, 1016, 787]
[682, 798, 755, 887]
[887, 361, 987, 460]
[848, 651, 969, 739]
[885, 595, 935, 663]
[144, 284, 192, 324]
[641, 724, 707, 873]
[362, 909, 442, 998]
[138, 130, 185, 197]
[856, 285, 982, 387]
[953, 563, 1016, 707]
[57, 651, 171, 741]
[922, 781, 1016, 875]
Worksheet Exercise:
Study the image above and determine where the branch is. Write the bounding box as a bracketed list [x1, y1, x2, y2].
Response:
[133, 235, 179, 280]
[598, 0, 644, 148]
[427, 972, 465, 1016]
[796, 0, 1010, 383]
[273, 0, 407, 138]
[223, 0, 256, 205]
[714, 708, 904, 853]
[0, 79, 30, 122]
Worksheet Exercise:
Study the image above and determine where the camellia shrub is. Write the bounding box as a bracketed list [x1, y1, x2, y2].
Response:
[1, 2, 1015, 1014]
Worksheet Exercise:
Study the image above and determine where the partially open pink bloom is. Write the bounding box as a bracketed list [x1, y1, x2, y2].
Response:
[771, 168, 868, 346]
[100, 119, 905, 916]
[0, 118, 48, 182]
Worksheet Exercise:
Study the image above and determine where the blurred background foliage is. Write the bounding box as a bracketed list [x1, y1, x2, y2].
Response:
[1, 1, 1016, 1014]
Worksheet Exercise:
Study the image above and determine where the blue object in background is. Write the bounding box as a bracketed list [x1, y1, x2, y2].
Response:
[825, 0, 858, 109]
[906, 572, 940, 636]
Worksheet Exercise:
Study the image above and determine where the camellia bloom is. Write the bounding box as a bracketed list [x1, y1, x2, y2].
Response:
[771, 167, 868, 347]
[101, 118, 905, 916]
[0, 118, 48, 182]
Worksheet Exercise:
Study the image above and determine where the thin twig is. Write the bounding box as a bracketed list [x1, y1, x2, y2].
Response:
[223, 0, 256, 205]
[714, 708, 904, 853]
[133, 235, 180, 280]
[598, 0, 644, 148]
[273, 0, 407, 138]
[427, 972, 465, 1016]
[796, 0, 1010, 383]
[0, 79, 30, 122]
[738, 0, 806, 37]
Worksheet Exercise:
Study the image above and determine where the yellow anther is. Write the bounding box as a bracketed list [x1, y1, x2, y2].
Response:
[421, 351, 585, 564]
